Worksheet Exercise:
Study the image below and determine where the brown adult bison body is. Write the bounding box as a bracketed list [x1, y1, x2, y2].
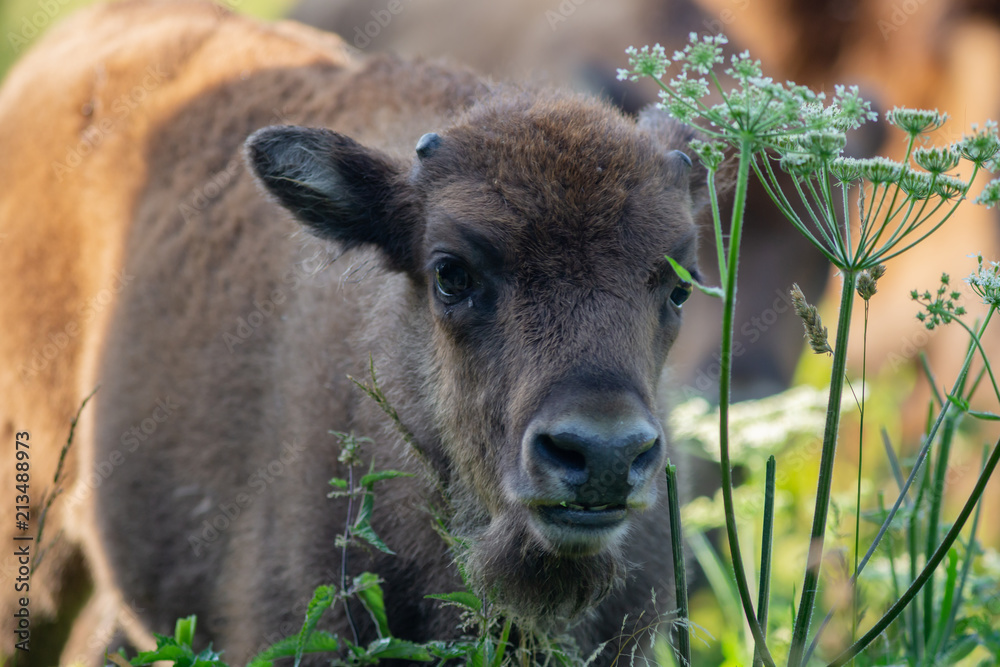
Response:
[0, 1, 709, 663]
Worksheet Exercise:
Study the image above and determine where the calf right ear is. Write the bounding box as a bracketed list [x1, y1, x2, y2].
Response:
[244, 126, 418, 273]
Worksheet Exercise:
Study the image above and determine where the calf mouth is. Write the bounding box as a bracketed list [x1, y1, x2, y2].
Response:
[537, 502, 627, 528]
[527, 500, 638, 556]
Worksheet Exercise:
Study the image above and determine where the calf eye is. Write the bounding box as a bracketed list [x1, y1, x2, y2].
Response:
[434, 260, 472, 303]
[669, 281, 693, 307]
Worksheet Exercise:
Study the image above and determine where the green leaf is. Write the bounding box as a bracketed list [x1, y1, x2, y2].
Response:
[939, 635, 981, 663]
[351, 492, 395, 554]
[947, 394, 970, 412]
[426, 591, 483, 613]
[247, 632, 339, 667]
[353, 522, 395, 555]
[359, 470, 414, 487]
[132, 642, 191, 666]
[174, 615, 197, 647]
[354, 572, 392, 638]
[665, 256, 724, 298]
[295, 586, 335, 667]
[366, 637, 435, 661]
[328, 477, 348, 489]
[423, 640, 480, 660]
[968, 410, 1000, 421]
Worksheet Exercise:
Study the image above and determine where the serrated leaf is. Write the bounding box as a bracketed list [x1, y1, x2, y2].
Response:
[359, 470, 414, 487]
[132, 641, 192, 666]
[294, 586, 334, 667]
[426, 591, 483, 613]
[423, 640, 480, 660]
[366, 638, 434, 661]
[354, 572, 391, 638]
[665, 255, 724, 298]
[354, 492, 375, 529]
[247, 632, 339, 667]
[353, 522, 395, 554]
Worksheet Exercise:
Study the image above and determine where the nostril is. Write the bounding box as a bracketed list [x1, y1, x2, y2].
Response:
[536, 434, 588, 474]
[630, 438, 660, 475]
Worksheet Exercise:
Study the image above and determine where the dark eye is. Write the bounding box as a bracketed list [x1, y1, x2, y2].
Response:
[669, 281, 693, 307]
[434, 260, 472, 303]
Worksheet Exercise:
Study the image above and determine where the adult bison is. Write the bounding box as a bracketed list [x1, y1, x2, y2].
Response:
[0, 0, 711, 663]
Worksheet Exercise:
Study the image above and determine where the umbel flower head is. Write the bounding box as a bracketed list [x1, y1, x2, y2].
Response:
[959, 121, 1000, 165]
[617, 32, 875, 145]
[913, 145, 960, 174]
[967, 254, 1000, 307]
[975, 178, 1000, 209]
[886, 107, 948, 136]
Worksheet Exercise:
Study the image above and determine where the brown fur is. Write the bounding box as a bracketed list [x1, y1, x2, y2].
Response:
[0, 1, 714, 663]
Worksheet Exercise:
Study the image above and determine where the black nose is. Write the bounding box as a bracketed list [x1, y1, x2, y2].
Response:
[525, 400, 662, 507]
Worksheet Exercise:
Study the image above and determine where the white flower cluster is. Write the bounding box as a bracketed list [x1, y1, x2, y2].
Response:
[966, 254, 1000, 307]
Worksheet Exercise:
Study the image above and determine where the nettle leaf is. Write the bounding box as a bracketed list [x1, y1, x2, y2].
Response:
[366, 637, 435, 661]
[354, 572, 391, 638]
[131, 641, 192, 666]
[424, 640, 480, 660]
[294, 586, 335, 667]
[247, 632, 339, 667]
[359, 469, 414, 487]
[426, 591, 483, 613]
[665, 256, 723, 298]
[352, 492, 396, 554]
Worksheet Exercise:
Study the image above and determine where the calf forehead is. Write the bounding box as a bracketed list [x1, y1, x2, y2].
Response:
[423, 93, 696, 277]
[426, 184, 692, 285]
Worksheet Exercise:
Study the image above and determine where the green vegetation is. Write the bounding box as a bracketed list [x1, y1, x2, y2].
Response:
[17, 16, 999, 665]
[617, 32, 1000, 666]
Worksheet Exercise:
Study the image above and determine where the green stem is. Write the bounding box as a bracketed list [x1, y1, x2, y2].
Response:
[852, 297, 870, 645]
[787, 268, 857, 667]
[707, 170, 727, 285]
[718, 139, 776, 667]
[753, 457, 776, 667]
[666, 462, 690, 667]
[923, 411, 958, 643]
[826, 433, 1000, 667]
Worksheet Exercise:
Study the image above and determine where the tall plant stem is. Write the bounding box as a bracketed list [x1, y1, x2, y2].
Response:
[666, 463, 690, 666]
[718, 140, 775, 667]
[788, 268, 858, 667]
[827, 434, 1000, 667]
[852, 299, 870, 645]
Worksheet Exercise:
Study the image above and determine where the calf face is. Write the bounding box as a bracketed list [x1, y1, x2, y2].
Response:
[246, 90, 706, 625]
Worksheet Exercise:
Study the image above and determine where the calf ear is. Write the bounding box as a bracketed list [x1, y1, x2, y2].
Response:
[636, 108, 724, 215]
[244, 125, 417, 272]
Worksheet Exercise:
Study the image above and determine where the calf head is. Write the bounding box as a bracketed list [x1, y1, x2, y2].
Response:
[245, 91, 709, 626]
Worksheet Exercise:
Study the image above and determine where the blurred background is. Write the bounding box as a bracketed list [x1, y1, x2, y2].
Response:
[4, 0, 1000, 664]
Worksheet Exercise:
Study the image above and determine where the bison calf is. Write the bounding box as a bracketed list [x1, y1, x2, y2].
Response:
[0, 0, 710, 663]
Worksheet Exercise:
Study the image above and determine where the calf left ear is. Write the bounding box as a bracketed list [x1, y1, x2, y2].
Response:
[636, 108, 721, 215]
[244, 125, 418, 272]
